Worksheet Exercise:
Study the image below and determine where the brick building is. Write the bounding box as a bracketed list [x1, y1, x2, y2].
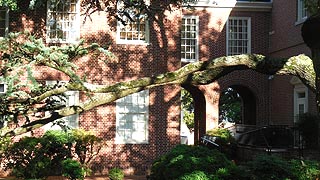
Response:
[0, 0, 316, 175]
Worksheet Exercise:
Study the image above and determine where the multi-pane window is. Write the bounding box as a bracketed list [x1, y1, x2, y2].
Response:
[116, 90, 149, 144]
[117, 1, 149, 44]
[297, 0, 308, 23]
[181, 16, 199, 62]
[0, 7, 8, 37]
[226, 17, 251, 56]
[44, 81, 79, 130]
[294, 85, 308, 123]
[46, 0, 80, 43]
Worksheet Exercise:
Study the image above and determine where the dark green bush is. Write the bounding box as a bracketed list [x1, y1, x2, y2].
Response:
[108, 167, 124, 180]
[3, 136, 50, 179]
[297, 113, 320, 149]
[62, 158, 88, 180]
[290, 159, 320, 180]
[3, 129, 102, 179]
[243, 155, 294, 180]
[149, 144, 239, 180]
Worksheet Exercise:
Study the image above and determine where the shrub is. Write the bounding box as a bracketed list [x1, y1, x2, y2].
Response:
[290, 159, 320, 180]
[296, 113, 320, 149]
[149, 144, 238, 180]
[244, 155, 294, 180]
[206, 128, 235, 145]
[3, 136, 50, 179]
[3, 129, 102, 179]
[71, 129, 103, 165]
[206, 128, 236, 158]
[108, 168, 124, 180]
[62, 159, 88, 180]
[179, 171, 210, 180]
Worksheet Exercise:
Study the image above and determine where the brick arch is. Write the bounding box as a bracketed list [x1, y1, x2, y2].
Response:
[182, 84, 206, 145]
[226, 85, 257, 125]
[182, 70, 270, 143]
[217, 70, 270, 126]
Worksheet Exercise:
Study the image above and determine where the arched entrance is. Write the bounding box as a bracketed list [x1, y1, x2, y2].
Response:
[181, 84, 206, 145]
[219, 85, 257, 125]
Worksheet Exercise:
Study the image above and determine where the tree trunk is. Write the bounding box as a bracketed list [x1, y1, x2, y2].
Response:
[312, 49, 320, 114]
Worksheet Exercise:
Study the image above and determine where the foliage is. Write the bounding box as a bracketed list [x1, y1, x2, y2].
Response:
[70, 129, 103, 165]
[243, 155, 294, 180]
[0, 0, 18, 10]
[241, 155, 320, 180]
[3, 136, 50, 179]
[62, 158, 88, 180]
[0, 24, 314, 138]
[304, 0, 320, 15]
[149, 144, 239, 180]
[149, 145, 320, 180]
[108, 168, 125, 180]
[219, 88, 242, 123]
[205, 128, 236, 159]
[181, 89, 194, 129]
[206, 128, 234, 145]
[179, 171, 210, 180]
[290, 159, 320, 180]
[2, 129, 102, 179]
[296, 113, 320, 149]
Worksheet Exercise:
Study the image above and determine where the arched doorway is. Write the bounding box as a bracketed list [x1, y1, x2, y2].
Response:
[219, 85, 256, 125]
[181, 85, 206, 145]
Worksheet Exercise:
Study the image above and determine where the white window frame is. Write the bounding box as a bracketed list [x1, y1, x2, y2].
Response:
[116, 90, 149, 144]
[116, 1, 149, 45]
[181, 16, 199, 63]
[46, 0, 80, 43]
[0, 76, 7, 94]
[0, 7, 9, 37]
[0, 83, 6, 94]
[293, 84, 308, 123]
[296, 0, 308, 24]
[226, 17, 251, 56]
[44, 81, 79, 130]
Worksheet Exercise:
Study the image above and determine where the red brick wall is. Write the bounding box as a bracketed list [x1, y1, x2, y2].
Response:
[5, 0, 316, 175]
[269, 0, 311, 57]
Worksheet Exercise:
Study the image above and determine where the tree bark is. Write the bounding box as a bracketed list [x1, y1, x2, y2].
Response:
[2, 54, 315, 137]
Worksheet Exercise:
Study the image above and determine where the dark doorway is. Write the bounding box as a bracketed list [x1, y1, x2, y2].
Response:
[219, 85, 256, 125]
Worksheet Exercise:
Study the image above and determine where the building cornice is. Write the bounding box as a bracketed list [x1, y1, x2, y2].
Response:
[184, 0, 272, 12]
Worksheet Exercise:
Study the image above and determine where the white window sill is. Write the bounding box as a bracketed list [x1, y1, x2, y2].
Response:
[115, 139, 149, 144]
[116, 40, 150, 46]
[46, 39, 80, 44]
[295, 17, 307, 26]
[181, 59, 198, 63]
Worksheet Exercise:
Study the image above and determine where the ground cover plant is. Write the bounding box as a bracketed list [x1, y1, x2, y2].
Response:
[1, 129, 102, 180]
[149, 144, 320, 180]
[149, 144, 243, 180]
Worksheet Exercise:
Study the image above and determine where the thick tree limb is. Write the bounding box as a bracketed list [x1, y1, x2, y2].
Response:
[2, 54, 315, 137]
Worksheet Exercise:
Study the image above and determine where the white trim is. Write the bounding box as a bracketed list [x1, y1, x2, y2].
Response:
[116, 0, 150, 45]
[0, 83, 6, 94]
[181, 15, 199, 63]
[116, 17, 150, 45]
[0, 7, 9, 37]
[226, 17, 251, 56]
[296, 0, 308, 25]
[44, 80, 79, 130]
[46, 0, 80, 44]
[183, 0, 272, 11]
[116, 90, 149, 144]
[293, 84, 308, 123]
